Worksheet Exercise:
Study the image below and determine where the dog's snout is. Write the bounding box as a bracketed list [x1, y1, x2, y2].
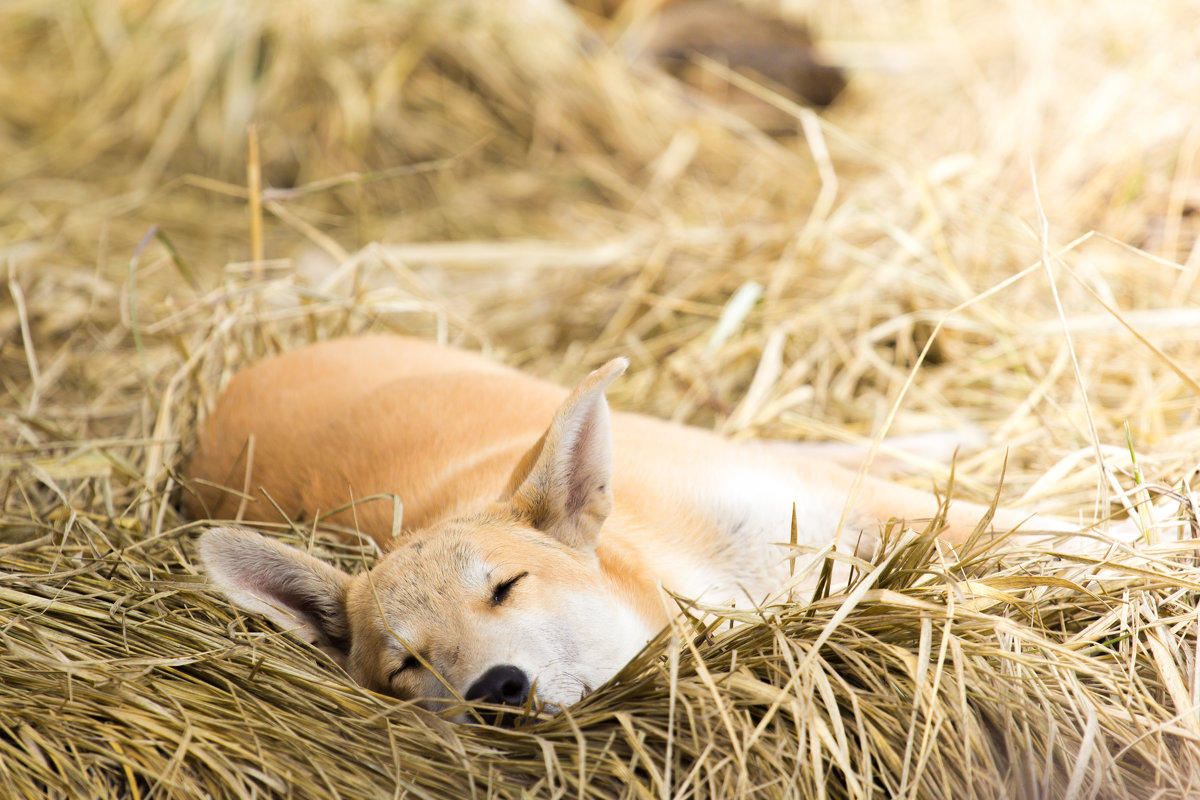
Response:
[466, 665, 531, 707]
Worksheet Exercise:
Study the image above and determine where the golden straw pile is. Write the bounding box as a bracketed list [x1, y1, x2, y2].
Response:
[3, 0, 1199, 797]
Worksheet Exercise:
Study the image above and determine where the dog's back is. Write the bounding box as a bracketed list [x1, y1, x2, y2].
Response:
[184, 336, 565, 535]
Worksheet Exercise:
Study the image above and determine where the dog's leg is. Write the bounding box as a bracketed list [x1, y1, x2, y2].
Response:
[755, 450, 1078, 551]
[852, 469, 1077, 545]
[751, 427, 987, 478]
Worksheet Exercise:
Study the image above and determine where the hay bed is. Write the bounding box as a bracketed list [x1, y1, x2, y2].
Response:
[3, 0, 1200, 797]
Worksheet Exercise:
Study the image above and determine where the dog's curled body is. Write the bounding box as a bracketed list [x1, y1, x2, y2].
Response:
[186, 336, 1065, 716]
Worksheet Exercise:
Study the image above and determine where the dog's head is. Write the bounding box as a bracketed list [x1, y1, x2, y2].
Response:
[197, 358, 656, 719]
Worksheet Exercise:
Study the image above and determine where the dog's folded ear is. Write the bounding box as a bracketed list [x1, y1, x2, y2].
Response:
[505, 358, 628, 551]
[197, 527, 353, 662]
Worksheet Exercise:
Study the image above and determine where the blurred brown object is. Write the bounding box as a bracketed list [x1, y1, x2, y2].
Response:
[572, 0, 846, 129]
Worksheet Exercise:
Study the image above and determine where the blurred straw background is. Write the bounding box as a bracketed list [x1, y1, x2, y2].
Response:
[2, 0, 1200, 797]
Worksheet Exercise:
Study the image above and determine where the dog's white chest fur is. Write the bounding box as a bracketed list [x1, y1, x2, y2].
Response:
[638, 454, 852, 605]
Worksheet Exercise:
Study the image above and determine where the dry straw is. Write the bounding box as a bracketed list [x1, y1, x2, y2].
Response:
[3, 0, 1200, 797]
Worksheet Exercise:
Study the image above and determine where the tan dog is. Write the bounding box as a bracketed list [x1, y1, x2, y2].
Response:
[187, 336, 1066, 718]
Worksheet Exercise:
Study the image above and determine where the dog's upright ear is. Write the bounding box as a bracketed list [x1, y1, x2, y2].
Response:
[197, 527, 353, 663]
[505, 358, 628, 551]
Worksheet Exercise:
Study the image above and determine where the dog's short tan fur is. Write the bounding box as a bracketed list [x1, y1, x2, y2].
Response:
[189, 336, 1068, 715]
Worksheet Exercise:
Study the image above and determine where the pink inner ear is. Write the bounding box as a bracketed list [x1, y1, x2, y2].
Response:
[563, 405, 602, 516]
[247, 558, 349, 649]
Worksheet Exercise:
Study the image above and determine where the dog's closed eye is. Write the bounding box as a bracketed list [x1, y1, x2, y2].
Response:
[388, 654, 420, 682]
[490, 571, 528, 607]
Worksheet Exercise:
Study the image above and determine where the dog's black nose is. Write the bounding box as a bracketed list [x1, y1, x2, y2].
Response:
[466, 665, 530, 707]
